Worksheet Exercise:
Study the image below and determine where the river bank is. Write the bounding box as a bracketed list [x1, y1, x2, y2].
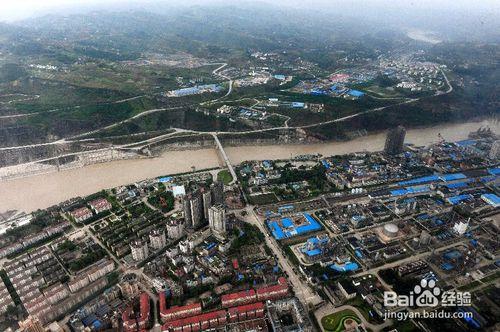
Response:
[225, 119, 499, 163]
[0, 118, 498, 213]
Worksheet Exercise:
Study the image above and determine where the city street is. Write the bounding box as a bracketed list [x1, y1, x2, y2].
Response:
[241, 207, 323, 308]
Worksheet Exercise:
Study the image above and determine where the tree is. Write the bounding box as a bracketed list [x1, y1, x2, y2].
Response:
[5, 305, 18, 318]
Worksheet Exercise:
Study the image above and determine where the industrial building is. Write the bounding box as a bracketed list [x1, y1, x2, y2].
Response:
[267, 213, 322, 240]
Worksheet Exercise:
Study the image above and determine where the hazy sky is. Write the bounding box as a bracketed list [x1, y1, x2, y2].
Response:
[1, 0, 499, 22]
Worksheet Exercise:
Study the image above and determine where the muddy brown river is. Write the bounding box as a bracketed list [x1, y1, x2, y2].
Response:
[0, 119, 498, 213]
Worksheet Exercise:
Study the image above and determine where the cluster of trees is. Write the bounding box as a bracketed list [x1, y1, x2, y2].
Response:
[273, 164, 328, 191]
[229, 223, 265, 254]
[68, 247, 106, 272]
[147, 191, 175, 213]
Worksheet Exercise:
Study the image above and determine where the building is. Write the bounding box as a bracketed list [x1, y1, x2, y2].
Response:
[162, 310, 227, 332]
[384, 125, 406, 155]
[300, 234, 331, 263]
[84, 259, 114, 282]
[221, 289, 257, 308]
[453, 220, 469, 235]
[138, 293, 150, 329]
[149, 229, 167, 250]
[88, 198, 112, 214]
[122, 293, 150, 331]
[208, 204, 227, 240]
[397, 260, 428, 277]
[167, 218, 185, 240]
[489, 140, 500, 160]
[268, 298, 313, 332]
[183, 191, 204, 229]
[159, 293, 202, 322]
[383, 223, 399, 238]
[482, 193, 500, 208]
[337, 280, 357, 300]
[119, 273, 140, 299]
[190, 191, 204, 228]
[19, 316, 45, 332]
[42, 283, 69, 305]
[256, 277, 289, 301]
[211, 181, 224, 205]
[68, 274, 90, 293]
[227, 302, 265, 323]
[130, 240, 149, 261]
[70, 207, 93, 223]
[0, 278, 14, 314]
[202, 189, 212, 220]
[182, 197, 192, 228]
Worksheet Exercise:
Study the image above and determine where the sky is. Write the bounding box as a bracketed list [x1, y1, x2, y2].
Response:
[0, 0, 499, 23]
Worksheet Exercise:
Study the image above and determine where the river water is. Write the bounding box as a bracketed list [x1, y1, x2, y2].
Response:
[0, 119, 498, 213]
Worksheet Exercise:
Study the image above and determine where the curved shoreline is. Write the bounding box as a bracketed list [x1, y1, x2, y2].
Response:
[0, 118, 498, 214]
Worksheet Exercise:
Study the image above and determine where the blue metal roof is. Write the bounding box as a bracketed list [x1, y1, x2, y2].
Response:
[281, 218, 294, 228]
[488, 167, 500, 175]
[268, 213, 322, 240]
[305, 249, 322, 256]
[292, 102, 305, 108]
[440, 173, 467, 181]
[447, 194, 473, 205]
[390, 189, 407, 196]
[398, 175, 439, 186]
[330, 261, 359, 272]
[347, 89, 365, 97]
[482, 193, 500, 206]
[406, 185, 431, 194]
[455, 139, 476, 147]
[445, 182, 468, 189]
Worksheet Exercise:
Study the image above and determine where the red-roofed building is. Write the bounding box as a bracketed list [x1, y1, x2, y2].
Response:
[232, 258, 239, 270]
[162, 310, 227, 332]
[122, 307, 136, 332]
[159, 292, 202, 322]
[228, 302, 265, 323]
[256, 280, 288, 301]
[70, 207, 92, 223]
[122, 293, 150, 331]
[221, 289, 256, 308]
[88, 198, 112, 214]
[139, 293, 150, 329]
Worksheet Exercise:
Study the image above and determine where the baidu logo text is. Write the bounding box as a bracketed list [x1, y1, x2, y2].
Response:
[384, 278, 471, 308]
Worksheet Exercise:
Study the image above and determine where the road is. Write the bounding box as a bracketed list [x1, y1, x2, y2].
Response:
[0, 94, 145, 120]
[211, 133, 238, 185]
[314, 303, 392, 332]
[243, 207, 323, 308]
[60, 212, 161, 327]
[0, 61, 455, 157]
[211, 63, 234, 98]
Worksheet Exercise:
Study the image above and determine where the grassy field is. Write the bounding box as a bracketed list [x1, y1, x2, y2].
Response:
[321, 309, 361, 332]
[248, 193, 279, 205]
[346, 296, 380, 323]
[217, 169, 233, 185]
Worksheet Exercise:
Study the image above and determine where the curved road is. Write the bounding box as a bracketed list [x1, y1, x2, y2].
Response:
[0, 67, 454, 160]
[315, 303, 392, 332]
